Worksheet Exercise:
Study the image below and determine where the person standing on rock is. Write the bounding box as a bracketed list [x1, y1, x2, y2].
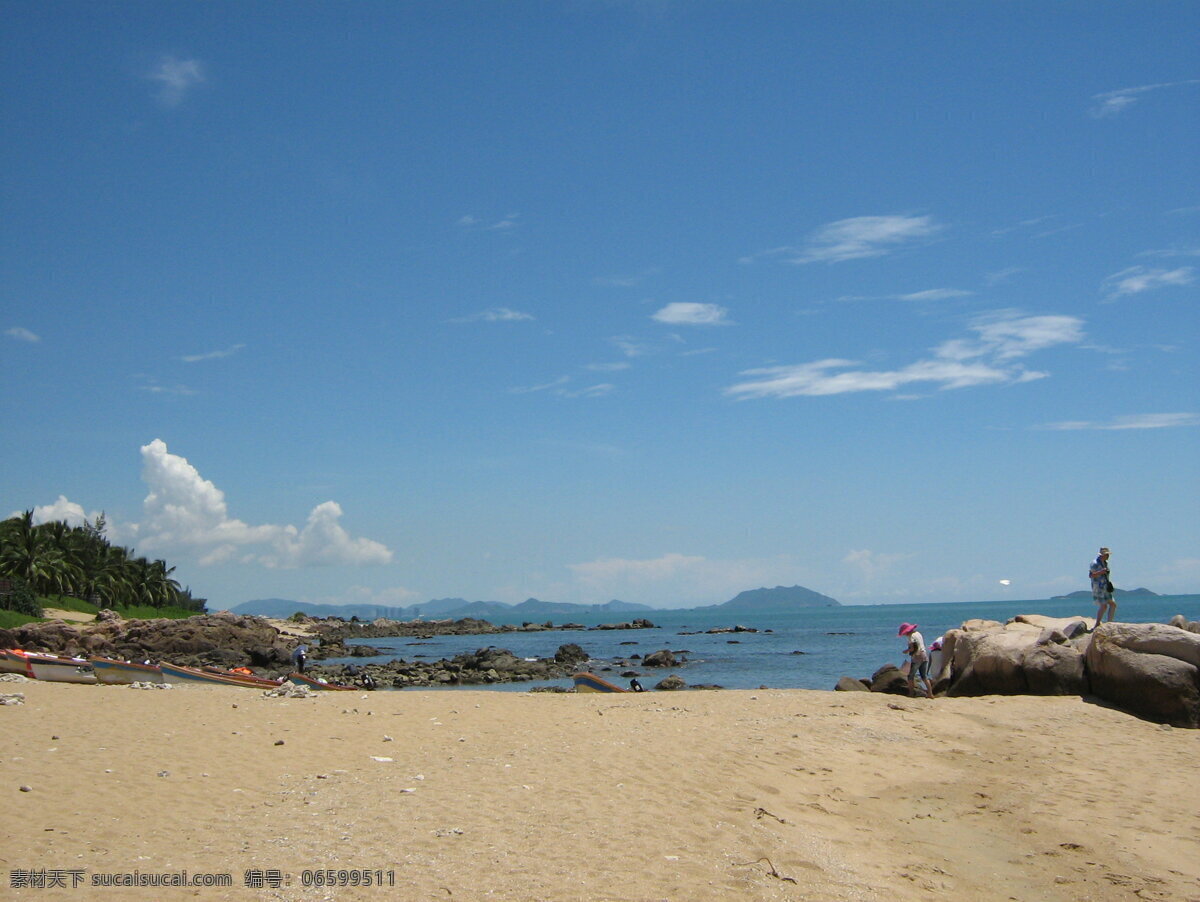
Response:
[291, 643, 308, 674]
[898, 623, 934, 699]
[1090, 547, 1116, 626]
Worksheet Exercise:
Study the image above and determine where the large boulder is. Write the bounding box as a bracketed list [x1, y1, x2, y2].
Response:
[834, 676, 870, 692]
[1011, 614, 1089, 638]
[1085, 623, 1200, 727]
[1169, 614, 1200, 635]
[641, 649, 677, 667]
[947, 624, 1086, 697]
[868, 664, 910, 695]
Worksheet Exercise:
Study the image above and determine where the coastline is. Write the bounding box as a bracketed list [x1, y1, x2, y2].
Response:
[4, 681, 1198, 901]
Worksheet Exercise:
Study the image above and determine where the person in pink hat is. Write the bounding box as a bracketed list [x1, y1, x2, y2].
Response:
[898, 623, 934, 699]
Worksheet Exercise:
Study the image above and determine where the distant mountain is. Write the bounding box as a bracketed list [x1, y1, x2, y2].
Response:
[232, 595, 654, 624]
[1050, 587, 1159, 600]
[704, 585, 840, 611]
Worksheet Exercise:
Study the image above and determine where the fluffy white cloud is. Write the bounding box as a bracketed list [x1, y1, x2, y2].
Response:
[137, 439, 392, 568]
[1102, 266, 1194, 299]
[148, 56, 204, 107]
[23, 496, 96, 527]
[725, 313, 1083, 399]
[651, 302, 731, 326]
[745, 214, 940, 265]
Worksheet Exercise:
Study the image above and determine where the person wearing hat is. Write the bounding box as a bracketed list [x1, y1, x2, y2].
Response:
[1089, 547, 1116, 626]
[898, 623, 934, 699]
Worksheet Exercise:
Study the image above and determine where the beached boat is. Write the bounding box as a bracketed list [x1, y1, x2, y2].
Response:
[26, 654, 97, 684]
[572, 672, 630, 693]
[159, 662, 282, 689]
[288, 672, 357, 691]
[89, 657, 164, 685]
[0, 650, 32, 675]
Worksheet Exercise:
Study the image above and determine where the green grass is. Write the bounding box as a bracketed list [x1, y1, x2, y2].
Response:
[0, 609, 41, 629]
[28, 596, 203, 622]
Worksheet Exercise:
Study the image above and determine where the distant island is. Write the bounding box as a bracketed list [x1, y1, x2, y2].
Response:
[232, 584, 840, 624]
[1050, 587, 1159, 600]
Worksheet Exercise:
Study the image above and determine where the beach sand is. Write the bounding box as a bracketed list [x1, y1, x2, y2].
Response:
[2, 681, 1197, 902]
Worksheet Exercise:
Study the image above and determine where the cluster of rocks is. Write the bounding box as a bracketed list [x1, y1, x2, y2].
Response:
[0, 611, 298, 670]
[305, 643, 593, 688]
[838, 613, 1200, 728]
[307, 616, 656, 644]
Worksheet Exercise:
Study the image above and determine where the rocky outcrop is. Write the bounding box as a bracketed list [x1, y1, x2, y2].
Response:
[1086, 623, 1200, 727]
[640, 649, 677, 667]
[1169, 614, 1200, 635]
[0, 612, 295, 669]
[945, 625, 1087, 697]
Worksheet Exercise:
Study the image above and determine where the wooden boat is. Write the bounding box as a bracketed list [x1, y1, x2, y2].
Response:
[572, 672, 629, 693]
[200, 665, 281, 687]
[288, 672, 357, 691]
[89, 657, 164, 685]
[0, 650, 32, 675]
[26, 653, 97, 684]
[159, 662, 283, 689]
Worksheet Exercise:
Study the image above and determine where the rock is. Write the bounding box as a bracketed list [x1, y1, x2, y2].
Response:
[96, 609, 123, 622]
[961, 619, 1003, 632]
[553, 643, 588, 665]
[654, 675, 687, 691]
[834, 676, 870, 692]
[1094, 622, 1200, 668]
[19, 785, 32, 792]
[947, 627, 1086, 697]
[641, 649, 677, 667]
[1012, 614, 1089, 638]
[0, 694, 25, 706]
[1169, 614, 1200, 634]
[1087, 626, 1200, 728]
[868, 665, 910, 695]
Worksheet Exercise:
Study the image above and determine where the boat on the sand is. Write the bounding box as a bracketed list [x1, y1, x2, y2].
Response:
[25, 653, 97, 684]
[572, 672, 630, 693]
[159, 662, 283, 689]
[89, 657, 164, 685]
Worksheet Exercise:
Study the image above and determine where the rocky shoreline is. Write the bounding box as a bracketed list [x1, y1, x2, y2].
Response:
[837, 613, 1200, 728]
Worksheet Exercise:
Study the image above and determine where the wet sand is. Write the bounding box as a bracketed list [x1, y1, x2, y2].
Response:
[2, 680, 1198, 901]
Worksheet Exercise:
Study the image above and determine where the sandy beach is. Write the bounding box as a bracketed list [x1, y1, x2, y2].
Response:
[2, 681, 1197, 902]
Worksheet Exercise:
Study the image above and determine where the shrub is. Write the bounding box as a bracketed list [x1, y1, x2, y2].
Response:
[1, 579, 43, 618]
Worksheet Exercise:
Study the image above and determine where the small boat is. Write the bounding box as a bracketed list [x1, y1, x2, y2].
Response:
[200, 665, 281, 687]
[288, 672, 357, 691]
[0, 650, 32, 675]
[89, 657, 164, 685]
[26, 653, 97, 684]
[572, 672, 630, 693]
[159, 662, 283, 689]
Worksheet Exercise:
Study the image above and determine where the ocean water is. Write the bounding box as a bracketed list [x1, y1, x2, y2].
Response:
[326, 594, 1200, 692]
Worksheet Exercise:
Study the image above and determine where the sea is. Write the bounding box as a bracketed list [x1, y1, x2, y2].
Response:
[325, 594, 1200, 692]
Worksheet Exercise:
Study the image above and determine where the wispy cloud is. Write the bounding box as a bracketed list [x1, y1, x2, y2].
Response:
[610, 336, 654, 358]
[137, 376, 199, 396]
[509, 375, 571, 394]
[450, 307, 535, 323]
[743, 214, 941, 265]
[651, 302, 731, 325]
[1102, 265, 1195, 299]
[508, 375, 613, 399]
[593, 267, 660, 287]
[4, 326, 40, 342]
[725, 312, 1083, 399]
[1138, 246, 1200, 259]
[1090, 79, 1200, 118]
[1040, 413, 1200, 431]
[840, 288, 973, 303]
[181, 343, 245, 363]
[148, 56, 205, 107]
[585, 361, 631, 372]
[457, 213, 521, 231]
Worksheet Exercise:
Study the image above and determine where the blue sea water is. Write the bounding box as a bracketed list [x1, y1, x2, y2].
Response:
[325, 594, 1200, 692]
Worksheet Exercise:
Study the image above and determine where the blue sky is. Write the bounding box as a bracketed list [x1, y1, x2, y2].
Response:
[3, 1, 1197, 609]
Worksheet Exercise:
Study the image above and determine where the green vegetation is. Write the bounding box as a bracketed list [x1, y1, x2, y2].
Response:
[0, 608, 41, 629]
[0, 511, 207, 618]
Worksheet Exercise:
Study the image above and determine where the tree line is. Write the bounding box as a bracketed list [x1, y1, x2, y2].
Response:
[0, 511, 206, 615]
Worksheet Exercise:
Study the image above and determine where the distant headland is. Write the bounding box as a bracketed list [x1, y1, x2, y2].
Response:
[231, 584, 840, 623]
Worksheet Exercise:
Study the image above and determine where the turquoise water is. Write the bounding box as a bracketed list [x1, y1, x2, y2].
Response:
[327, 594, 1200, 692]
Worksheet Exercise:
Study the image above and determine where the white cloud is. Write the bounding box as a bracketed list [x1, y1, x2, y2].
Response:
[4, 326, 40, 342]
[568, 552, 801, 604]
[726, 313, 1083, 399]
[148, 56, 205, 107]
[136, 439, 392, 568]
[509, 375, 571, 394]
[181, 344, 245, 363]
[1102, 266, 1195, 299]
[585, 361, 631, 372]
[896, 288, 973, 301]
[457, 213, 520, 230]
[745, 214, 941, 265]
[451, 307, 535, 323]
[1090, 79, 1200, 118]
[562, 383, 614, 399]
[1040, 413, 1200, 431]
[651, 302, 731, 326]
[22, 496, 97, 528]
